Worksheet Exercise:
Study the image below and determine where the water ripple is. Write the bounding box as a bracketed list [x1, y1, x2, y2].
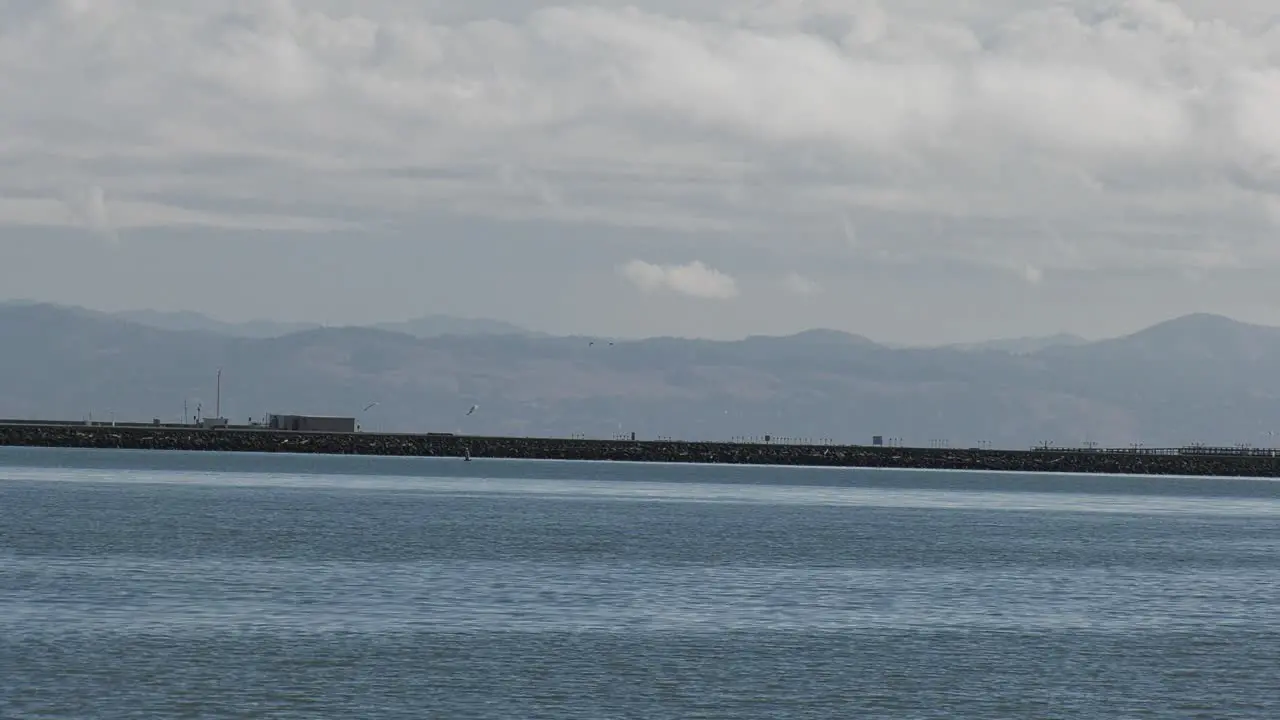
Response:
[3, 451, 1280, 718]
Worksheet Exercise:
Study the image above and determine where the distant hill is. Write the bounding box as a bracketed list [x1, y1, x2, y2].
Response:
[370, 314, 540, 338]
[2, 302, 1278, 448]
[110, 309, 323, 338]
[1, 303, 539, 339]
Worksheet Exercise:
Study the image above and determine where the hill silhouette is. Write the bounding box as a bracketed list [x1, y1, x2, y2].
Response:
[1, 302, 1277, 448]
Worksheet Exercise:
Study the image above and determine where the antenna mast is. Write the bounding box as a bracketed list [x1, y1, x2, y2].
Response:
[216, 368, 222, 419]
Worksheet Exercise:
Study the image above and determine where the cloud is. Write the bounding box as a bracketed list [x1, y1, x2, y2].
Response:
[61, 185, 118, 247]
[782, 272, 822, 296]
[497, 163, 564, 207]
[620, 259, 739, 299]
[840, 214, 858, 249]
[2, 0, 1280, 277]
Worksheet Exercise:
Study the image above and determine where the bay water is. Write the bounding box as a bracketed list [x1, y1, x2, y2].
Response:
[3, 447, 1280, 718]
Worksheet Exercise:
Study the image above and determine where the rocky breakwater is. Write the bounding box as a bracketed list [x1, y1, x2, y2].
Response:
[3, 422, 1280, 477]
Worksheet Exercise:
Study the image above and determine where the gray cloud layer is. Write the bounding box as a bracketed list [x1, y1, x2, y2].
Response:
[2, 0, 1279, 342]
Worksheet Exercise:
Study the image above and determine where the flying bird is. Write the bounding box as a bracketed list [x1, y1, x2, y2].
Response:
[466, 404, 478, 416]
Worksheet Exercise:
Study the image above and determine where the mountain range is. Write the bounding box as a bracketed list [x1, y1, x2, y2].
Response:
[2, 301, 1278, 449]
[0, 300, 538, 339]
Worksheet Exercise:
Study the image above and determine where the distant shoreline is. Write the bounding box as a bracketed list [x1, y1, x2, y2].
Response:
[3, 421, 1279, 478]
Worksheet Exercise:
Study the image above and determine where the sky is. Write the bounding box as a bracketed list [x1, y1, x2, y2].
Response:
[2, 0, 1280, 344]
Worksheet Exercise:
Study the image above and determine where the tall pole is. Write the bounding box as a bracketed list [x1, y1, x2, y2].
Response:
[216, 368, 221, 419]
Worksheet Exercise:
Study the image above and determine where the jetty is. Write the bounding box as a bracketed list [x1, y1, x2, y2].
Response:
[2, 421, 1280, 477]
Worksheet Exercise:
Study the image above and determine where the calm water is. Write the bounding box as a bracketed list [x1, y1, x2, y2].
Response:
[3, 448, 1280, 718]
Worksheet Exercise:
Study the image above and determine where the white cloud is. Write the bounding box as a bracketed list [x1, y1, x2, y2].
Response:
[2, 195, 354, 233]
[2, 0, 1280, 280]
[620, 259, 739, 299]
[60, 184, 118, 247]
[782, 272, 822, 296]
[840, 214, 858, 248]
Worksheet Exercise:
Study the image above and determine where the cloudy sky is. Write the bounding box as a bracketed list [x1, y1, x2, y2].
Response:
[2, 0, 1280, 344]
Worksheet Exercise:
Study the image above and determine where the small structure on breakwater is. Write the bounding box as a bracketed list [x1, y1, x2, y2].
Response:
[266, 414, 356, 433]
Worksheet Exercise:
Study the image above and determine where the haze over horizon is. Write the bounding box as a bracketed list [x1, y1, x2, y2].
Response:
[4, 1, 1280, 344]
[8, 295, 1264, 347]
[8, 299, 1280, 448]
